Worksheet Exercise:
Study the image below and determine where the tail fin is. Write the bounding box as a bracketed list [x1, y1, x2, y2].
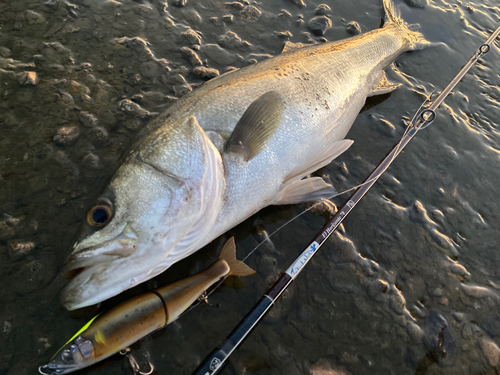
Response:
[383, 0, 429, 50]
[219, 237, 256, 277]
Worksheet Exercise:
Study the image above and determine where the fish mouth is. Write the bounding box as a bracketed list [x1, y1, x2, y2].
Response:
[63, 224, 138, 279]
[61, 263, 118, 310]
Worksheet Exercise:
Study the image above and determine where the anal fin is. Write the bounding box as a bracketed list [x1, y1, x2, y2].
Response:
[274, 139, 353, 205]
[368, 70, 401, 97]
[274, 177, 337, 205]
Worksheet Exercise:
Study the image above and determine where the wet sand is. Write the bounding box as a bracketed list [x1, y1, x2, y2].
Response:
[1, 0, 500, 374]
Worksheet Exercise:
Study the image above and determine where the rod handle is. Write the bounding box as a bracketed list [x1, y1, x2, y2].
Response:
[192, 348, 228, 375]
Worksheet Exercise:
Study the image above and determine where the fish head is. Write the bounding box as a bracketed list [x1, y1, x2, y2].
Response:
[39, 335, 96, 375]
[61, 116, 224, 310]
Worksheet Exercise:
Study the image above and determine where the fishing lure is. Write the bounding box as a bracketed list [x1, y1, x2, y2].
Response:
[39, 237, 254, 375]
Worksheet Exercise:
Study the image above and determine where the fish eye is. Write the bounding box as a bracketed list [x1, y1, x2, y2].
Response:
[87, 198, 113, 227]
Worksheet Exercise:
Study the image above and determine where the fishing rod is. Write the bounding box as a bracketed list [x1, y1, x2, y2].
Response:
[192, 26, 500, 375]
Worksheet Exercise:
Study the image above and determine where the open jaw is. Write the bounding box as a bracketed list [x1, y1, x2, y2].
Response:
[61, 249, 142, 310]
[61, 226, 143, 309]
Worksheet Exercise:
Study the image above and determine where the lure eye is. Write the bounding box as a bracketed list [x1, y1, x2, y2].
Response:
[61, 349, 73, 362]
[87, 198, 113, 227]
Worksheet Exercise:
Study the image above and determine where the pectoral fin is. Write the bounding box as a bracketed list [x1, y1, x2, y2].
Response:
[368, 70, 401, 97]
[274, 177, 337, 205]
[225, 91, 284, 161]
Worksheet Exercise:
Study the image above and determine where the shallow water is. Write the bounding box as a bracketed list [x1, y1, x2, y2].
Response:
[1, 0, 500, 374]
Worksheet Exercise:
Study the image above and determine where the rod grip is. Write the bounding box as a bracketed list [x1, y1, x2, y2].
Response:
[192, 348, 228, 375]
[192, 295, 274, 375]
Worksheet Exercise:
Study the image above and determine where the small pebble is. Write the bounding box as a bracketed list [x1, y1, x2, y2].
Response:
[218, 31, 251, 50]
[118, 99, 150, 117]
[462, 284, 496, 299]
[224, 1, 243, 9]
[388, 288, 406, 315]
[406, 321, 424, 342]
[480, 338, 500, 367]
[18, 71, 39, 86]
[173, 83, 192, 97]
[452, 311, 467, 323]
[315, 4, 331, 15]
[57, 90, 75, 107]
[82, 153, 100, 169]
[180, 46, 202, 66]
[98, 109, 116, 127]
[310, 358, 347, 375]
[180, 29, 202, 45]
[8, 240, 35, 260]
[308, 16, 332, 36]
[88, 126, 109, 142]
[367, 279, 389, 301]
[0, 46, 11, 57]
[174, 0, 187, 7]
[448, 262, 470, 280]
[123, 118, 143, 131]
[240, 5, 261, 21]
[3, 321, 12, 334]
[222, 14, 233, 23]
[25, 10, 46, 25]
[193, 66, 219, 79]
[288, 0, 306, 8]
[53, 126, 80, 145]
[278, 9, 292, 18]
[139, 61, 159, 79]
[438, 297, 449, 306]
[79, 111, 98, 127]
[279, 31, 293, 38]
[347, 21, 361, 35]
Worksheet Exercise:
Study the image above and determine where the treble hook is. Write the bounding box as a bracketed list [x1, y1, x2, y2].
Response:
[120, 347, 155, 375]
[197, 291, 214, 306]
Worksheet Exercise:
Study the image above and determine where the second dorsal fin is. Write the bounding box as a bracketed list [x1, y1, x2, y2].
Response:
[224, 91, 284, 161]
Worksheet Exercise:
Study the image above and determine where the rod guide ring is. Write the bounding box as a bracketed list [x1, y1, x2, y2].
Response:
[480, 44, 490, 54]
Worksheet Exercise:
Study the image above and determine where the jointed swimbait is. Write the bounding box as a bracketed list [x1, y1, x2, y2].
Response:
[40, 238, 254, 375]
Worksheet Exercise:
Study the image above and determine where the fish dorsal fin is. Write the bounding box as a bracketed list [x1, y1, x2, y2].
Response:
[219, 237, 255, 277]
[283, 139, 353, 184]
[369, 70, 401, 97]
[225, 91, 284, 161]
[282, 41, 310, 53]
